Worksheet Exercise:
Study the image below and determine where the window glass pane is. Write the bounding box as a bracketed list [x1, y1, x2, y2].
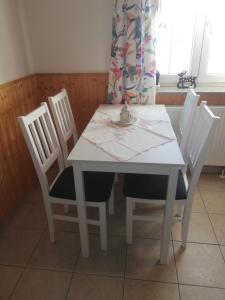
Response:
[156, 0, 197, 75]
[207, 8, 225, 74]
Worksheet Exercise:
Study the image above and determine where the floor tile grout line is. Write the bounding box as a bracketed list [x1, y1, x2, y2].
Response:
[172, 240, 182, 300]
[5, 266, 225, 297]
[65, 274, 75, 300]
[178, 282, 225, 290]
[123, 275, 178, 285]
[25, 228, 46, 266]
[8, 266, 26, 300]
[73, 271, 125, 280]
[202, 212, 225, 215]
[103, 233, 222, 246]
[64, 246, 83, 300]
[71, 270, 181, 286]
[121, 244, 128, 300]
[7, 241, 80, 300]
[171, 239, 219, 246]
[199, 183, 225, 215]
[207, 213, 225, 263]
[171, 207, 218, 245]
[26, 228, 82, 275]
[0, 263, 25, 269]
[17, 265, 75, 274]
[199, 188, 225, 262]
[64, 267, 77, 300]
[8, 228, 46, 299]
[124, 275, 225, 290]
[218, 244, 225, 262]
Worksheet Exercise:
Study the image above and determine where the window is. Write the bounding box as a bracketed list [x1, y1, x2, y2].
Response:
[156, 0, 225, 85]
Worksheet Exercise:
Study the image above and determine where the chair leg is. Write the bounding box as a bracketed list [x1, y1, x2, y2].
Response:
[46, 206, 55, 243]
[108, 187, 114, 215]
[126, 198, 133, 244]
[181, 205, 192, 248]
[64, 204, 69, 214]
[176, 202, 183, 217]
[48, 220, 55, 243]
[114, 173, 119, 183]
[99, 203, 107, 251]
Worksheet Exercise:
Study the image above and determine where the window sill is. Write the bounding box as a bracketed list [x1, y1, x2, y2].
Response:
[157, 85, 225, 94]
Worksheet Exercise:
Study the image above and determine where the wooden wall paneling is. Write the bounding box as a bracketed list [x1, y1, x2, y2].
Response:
[87, 74, 108, 116]
[198, 93, 225, 105]
[14, 77, 39, 190]
[36, 74, 109, 135]
[97, 74, 108, 107]
[156, 93, 186, 105]
[87, 76, 100, 118]
[0, 84, 25, 210]
[68, 74, 107, 134]
[68, 75, 83, 134]
[0, 135, 15, 221]
[156, 92, 225, 106]
[0, 76, 39, 222]
[71, 75, 93, 134]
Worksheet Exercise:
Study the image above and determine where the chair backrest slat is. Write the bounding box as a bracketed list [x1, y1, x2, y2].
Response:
[48, 88, 78, 166]
[61, 97, 71, 130]
[35, 117, 51, 158]
[29, 122, 47, 165]
[59, 98, 70, 132]
[56, 100, 67, 135]
[185, 102, 220, 200]
[178, 88, 199, 153]
[39, 114, 55, 153]
[18, 103, 64, 191]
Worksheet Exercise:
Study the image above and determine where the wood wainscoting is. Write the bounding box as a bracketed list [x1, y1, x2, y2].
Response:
[37, 74, 109, 135]
[0, 75, 39, 221]
[37, 73, 225, 134]
[0, 72, 225, 222]
[157, 92, 225, 106]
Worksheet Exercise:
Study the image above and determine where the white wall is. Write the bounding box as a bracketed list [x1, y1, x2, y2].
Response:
[0, 0, 32, 84]
[22, 0, 113, 73]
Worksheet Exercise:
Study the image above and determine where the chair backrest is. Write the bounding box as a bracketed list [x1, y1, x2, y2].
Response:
[178, 88, 200, 153]
[48, 88, 78, 166]
[185, 102, 220, 200]
[18, 103, 64, 195]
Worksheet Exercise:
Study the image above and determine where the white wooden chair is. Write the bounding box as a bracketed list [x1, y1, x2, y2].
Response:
[48, 88, 77, 166]
[177, 88, 200, 154]
[124, 102, 219, 248]
[48, 88, 115, 214]
[18, 103, 115, 250]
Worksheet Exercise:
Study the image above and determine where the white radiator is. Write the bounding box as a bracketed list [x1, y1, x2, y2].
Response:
[166, 106, 225, 166]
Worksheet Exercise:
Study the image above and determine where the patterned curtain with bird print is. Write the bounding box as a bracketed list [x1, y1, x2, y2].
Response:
[108, 0, 160, 104]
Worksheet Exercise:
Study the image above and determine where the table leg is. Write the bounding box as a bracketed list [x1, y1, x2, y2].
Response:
[160, 168, 179, 264]
[73, 162, 90, 257]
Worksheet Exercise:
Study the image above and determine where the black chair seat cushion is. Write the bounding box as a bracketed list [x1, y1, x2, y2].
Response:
[124, 170, 187, 200]
[49, 166, 114, 202]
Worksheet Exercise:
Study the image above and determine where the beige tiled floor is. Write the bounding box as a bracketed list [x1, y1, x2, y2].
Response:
[0, 174, 225, 300]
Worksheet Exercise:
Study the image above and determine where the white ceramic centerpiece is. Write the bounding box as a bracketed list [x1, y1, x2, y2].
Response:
[120, 102, 131, 124]
[111, 102, 137, 126]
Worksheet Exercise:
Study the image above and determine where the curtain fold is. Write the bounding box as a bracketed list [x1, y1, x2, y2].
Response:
[108, 0, 160, 104]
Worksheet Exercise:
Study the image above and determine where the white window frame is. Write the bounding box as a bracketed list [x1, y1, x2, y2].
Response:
[158, 12, 225, 85]
[198, 15, 225, 83]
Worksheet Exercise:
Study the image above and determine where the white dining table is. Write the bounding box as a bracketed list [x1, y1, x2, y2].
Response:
[68, 104, 185, 264]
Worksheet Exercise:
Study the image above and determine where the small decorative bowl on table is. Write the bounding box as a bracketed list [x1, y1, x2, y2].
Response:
[111, 103, 137, 127]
